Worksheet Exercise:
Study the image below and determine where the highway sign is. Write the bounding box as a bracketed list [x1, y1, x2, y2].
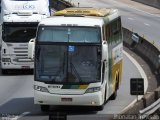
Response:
[130, 78, 144, 95]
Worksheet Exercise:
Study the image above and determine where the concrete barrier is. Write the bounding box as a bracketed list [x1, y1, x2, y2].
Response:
[121, 100, 144, 114]
[118, 87, 160, 116]
[123, 28, 160, 74]
[142, 92, 155, 108]
[155, 87, 160, 99]
[122, 28, 160, 114]
[132, 0, 160, 9]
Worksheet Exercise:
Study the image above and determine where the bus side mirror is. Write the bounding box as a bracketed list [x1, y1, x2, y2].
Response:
[0, 24, 2, 48]
[28, 38, 35, 59]
[102, 42, 108, 61]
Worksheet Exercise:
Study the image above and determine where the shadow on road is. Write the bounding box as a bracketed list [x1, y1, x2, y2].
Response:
[0, 69, 33, 76]
[0, 97, 39, 115]
[0, 97, 97, 116]
[50, 106, 97, 115]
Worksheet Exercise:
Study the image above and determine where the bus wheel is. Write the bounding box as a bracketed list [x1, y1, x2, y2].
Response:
[95, 105, 104, 111]
[104, 85, 107, 104]
[1, 69, 8, 75]
[110, 74, 119, 100]
[110, 80, 119, 100]
[109, 90, 117, 100]
[41, 105, 50, 112]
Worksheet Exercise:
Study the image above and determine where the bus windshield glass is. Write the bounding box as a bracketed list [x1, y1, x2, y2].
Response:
[37, 26, 101, 43]
[3, 23, 37, 43]
[35, 45, 101, 84]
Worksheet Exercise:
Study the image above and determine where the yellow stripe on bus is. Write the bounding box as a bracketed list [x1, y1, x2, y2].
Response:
[79, 85, 88, 89]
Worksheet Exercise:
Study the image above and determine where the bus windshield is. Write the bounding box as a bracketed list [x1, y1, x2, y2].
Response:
[3, 23, 37, 43]
[37, 26, 101, 43]
[35, 45, 101, 84]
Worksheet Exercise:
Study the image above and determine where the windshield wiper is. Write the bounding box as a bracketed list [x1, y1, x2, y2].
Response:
[51, 53, 66, 83]
[63, 52, 65, 74]
[70, 62, 82, 83]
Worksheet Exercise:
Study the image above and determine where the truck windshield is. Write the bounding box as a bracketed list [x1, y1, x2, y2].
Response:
[37, 26, 101, 43]
[3, 23, 37, 43]
[35, 45, 101, 84]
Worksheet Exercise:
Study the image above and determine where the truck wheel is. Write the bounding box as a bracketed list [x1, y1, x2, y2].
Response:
[41, 105, 50, 112]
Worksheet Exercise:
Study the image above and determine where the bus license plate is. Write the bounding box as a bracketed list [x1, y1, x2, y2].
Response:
[61, 98, 72, 102]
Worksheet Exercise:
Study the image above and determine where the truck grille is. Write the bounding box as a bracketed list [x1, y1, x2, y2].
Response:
[13, 47, 33, 62]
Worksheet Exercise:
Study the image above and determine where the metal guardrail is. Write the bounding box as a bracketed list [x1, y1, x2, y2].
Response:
[139, 98, 160, 119]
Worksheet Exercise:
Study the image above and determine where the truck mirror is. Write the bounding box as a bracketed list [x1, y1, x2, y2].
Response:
[28, 38, 35, 59]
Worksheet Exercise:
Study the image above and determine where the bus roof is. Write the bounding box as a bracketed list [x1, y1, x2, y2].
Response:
[54, 8, 116, 17]
[40, 8, 120, 26]
[39, 16, 104, 27]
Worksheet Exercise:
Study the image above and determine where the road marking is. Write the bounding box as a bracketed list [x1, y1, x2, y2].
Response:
[127, 6, 160, 18]
[122, 51, 148, 112]
[11, 112, 30, 120]
[71, 0, 160, 17]
[112, 0, 160, 18]
[144, 23, 150, 26]
[128, 18, 134, 20]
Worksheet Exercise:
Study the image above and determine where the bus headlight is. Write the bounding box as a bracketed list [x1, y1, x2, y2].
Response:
[2, 58, 11, 62]
[85, 87, 101, 93]
[34, 85, 49, 93]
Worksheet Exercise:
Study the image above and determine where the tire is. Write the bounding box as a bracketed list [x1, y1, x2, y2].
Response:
[41, 105, 50, 112]
[109, 90, 117, 100]
[95, 105, 104, 111]
[110, 80, 118, 100]
[104, 85, 107, 104]
[110, 75, 119, 100]
[1, 69, 8, 75]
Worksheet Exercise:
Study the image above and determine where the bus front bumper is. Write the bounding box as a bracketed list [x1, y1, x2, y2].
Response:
[34, 91, 104, 106]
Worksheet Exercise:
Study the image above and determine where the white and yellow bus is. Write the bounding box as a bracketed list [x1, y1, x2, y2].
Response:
[28, 8, 123, 111]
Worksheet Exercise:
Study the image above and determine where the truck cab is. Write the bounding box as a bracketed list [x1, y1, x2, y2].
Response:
[0, 0, 50, 74]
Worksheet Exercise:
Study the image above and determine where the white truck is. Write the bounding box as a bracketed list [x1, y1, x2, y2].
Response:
[0, 0, 51, 74]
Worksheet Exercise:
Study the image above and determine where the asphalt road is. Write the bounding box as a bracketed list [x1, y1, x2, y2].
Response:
[70, 0, 160, 47]
[0, 53, 142, 120]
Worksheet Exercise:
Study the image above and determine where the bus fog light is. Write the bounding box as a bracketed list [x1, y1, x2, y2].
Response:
[91, 101, 96, 105]
[2, 58, 11, 62]
[85, 87, 101, 93]
[34, 85, 49, 93]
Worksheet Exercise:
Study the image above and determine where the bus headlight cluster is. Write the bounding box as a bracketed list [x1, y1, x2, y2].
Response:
[85, 87, 101, 93]
[2, 58, 11, 62]
[34, 85, 49, 93]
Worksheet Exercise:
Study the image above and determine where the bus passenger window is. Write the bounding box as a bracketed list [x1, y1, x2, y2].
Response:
[105, 25, 110, 42]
